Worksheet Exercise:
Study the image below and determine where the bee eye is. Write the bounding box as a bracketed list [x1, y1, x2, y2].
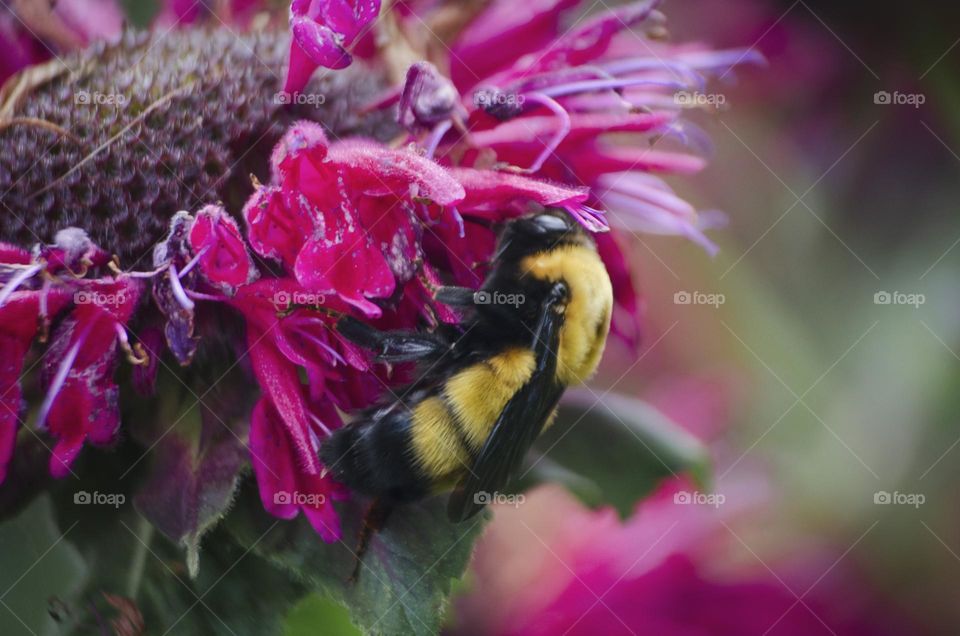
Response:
[530, 214, 569, 233]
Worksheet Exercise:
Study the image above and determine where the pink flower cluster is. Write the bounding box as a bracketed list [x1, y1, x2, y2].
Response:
[0, 0, 759, 540]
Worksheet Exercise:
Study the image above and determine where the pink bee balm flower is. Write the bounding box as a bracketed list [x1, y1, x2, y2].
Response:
[375, 0, 761, 341]
[0, 0, 755, 548]
[283, 0, 382, 95]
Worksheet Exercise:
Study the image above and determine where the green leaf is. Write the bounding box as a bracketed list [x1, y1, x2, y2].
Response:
[136, 527, 307, 636]
[225, 484, 487, 636]
[0, 496, 86, 636]
[526, 390, 711, 517]
[284, 593, 361, 636]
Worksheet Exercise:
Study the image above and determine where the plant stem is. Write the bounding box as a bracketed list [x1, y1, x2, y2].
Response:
[125, 515, 154, 598]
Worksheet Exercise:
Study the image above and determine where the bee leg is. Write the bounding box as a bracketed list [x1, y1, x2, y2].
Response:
[348, 497, 394, 585]
[337, 316, 449, 363]
[434, 286, 478, 307]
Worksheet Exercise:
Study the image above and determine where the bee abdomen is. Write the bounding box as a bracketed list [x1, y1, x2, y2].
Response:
[320, 409, 430, 503]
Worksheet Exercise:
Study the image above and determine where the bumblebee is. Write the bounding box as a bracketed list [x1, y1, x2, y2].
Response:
[321, 209, 613, 525]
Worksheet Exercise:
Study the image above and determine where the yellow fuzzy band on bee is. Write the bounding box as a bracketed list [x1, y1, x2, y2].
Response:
[410, 397, 469, 479]
[444, 348, 535, 449]
[521, 245, 613, 386]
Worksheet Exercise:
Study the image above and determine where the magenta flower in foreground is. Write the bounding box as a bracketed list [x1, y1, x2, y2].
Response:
[0, 0, 757, 542]
[453, 482, 911, 636]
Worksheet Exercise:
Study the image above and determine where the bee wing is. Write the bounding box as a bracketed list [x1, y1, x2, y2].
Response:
[447, 283, 567, 522]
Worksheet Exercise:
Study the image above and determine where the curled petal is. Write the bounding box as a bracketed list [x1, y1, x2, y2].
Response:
[284, 1, 382, 94]
[292, 16, 352, 68]
[188, 204, 258, 293]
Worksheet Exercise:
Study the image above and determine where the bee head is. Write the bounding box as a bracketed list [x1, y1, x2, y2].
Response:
[495, 209, 588, 261]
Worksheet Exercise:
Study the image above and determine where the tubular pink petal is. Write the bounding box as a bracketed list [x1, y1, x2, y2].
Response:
[514, 92, 571, 174]
[292, 17, 352, 67]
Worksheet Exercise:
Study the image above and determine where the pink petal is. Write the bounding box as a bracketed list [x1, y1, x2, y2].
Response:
[318, 0, 380, 42]
[250, 398, 300, 520]
[243, 185, 313, 268]
[270, 121, 330, 179]
[189, 204, 258, 292]
[451, 0, 580, 87]
[294, 234, 394, 317]
[285, 18, 351, 95]
[595, 231, 643, 348]
[329, 140, 465, 205]
[247, 328, 322, 475]
[450, 168, 588, 214]
[302, 498, 342, 542]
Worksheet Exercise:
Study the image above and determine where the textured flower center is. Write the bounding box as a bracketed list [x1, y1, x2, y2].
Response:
[0, 27, 399, 261]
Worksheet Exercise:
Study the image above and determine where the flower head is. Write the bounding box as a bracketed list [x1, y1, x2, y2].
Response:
[0, 0, 758, 543]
